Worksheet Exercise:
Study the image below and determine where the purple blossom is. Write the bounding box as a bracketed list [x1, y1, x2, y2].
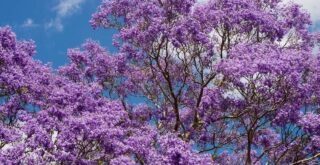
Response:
[1, 0, 320, 164]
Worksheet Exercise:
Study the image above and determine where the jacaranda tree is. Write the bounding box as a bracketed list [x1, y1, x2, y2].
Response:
[1, 0, 320, 164]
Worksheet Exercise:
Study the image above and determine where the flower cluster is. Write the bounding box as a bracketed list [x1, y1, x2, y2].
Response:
[0, 26, 212, 164]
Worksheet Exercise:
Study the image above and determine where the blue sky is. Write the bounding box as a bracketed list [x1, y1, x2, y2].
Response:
[0, 0, 116, 68]
[0, 0, 319, 68]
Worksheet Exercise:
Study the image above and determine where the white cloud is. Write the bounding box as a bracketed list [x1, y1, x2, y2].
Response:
[45, 19, 64, 32]
[22, 18, 37, 28]
[46, 0, 86, 31]
[55, 0, 86, 17]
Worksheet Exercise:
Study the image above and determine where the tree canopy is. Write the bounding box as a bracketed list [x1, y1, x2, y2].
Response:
[1, 0, 320, 164]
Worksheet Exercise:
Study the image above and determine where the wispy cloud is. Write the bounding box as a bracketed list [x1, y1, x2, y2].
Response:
[55, 0, 86, 17]
[22, 18, 38, 28]
[46, 19, 64, 32]
[46, 0, 86, 32]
